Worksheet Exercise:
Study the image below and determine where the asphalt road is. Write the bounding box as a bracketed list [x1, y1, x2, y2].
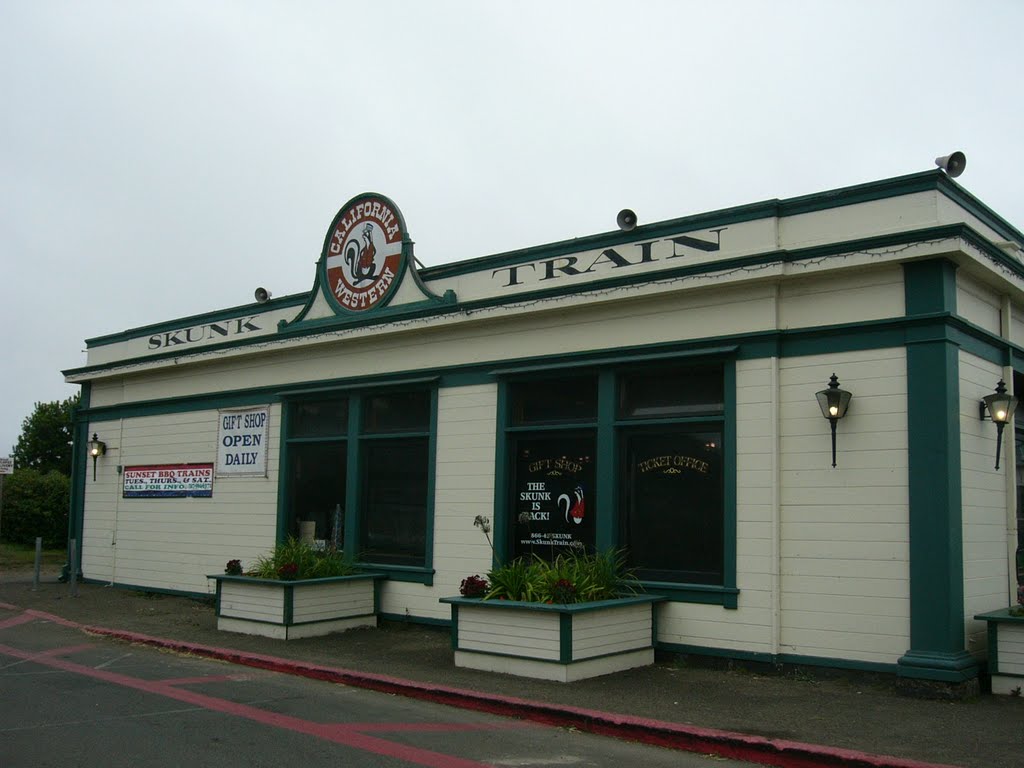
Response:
[0, 612, 753, 768]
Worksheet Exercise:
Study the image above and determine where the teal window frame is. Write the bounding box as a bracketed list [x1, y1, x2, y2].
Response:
[278, 382, 437, 585]
[494, 355, 738, 608]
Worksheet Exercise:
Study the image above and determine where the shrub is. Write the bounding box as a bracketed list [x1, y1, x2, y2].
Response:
[247, 538, 355, 580]
[483, 550, 637, 604]
[1, 469, 69, 548]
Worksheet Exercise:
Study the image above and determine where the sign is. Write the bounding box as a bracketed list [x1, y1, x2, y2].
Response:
[216, 407, 270, 477]
[0, 457, 12, 475]
[123, 464, 214, 498]
[513, 437, 596, 559]
[323, 194, 406, 313]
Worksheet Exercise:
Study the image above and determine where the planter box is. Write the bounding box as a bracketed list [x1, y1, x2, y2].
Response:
[211, 573, 383, 640]
[440, 595, 663, 682]
[974, 608, 1024, 695]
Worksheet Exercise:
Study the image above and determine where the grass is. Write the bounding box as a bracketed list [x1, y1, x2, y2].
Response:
[0, 541, 66, 569]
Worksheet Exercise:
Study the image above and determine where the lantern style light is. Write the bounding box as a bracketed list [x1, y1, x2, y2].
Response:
[816, 374, 853, 468]
[88, 433, 106, 481]
[980, 380, 1018, 470]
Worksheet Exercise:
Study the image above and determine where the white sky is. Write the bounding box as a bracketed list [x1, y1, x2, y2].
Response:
[1, 1, 1022, 456]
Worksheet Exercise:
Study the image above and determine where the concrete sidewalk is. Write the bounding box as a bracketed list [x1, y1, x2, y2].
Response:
[1, 571, 1020, 768]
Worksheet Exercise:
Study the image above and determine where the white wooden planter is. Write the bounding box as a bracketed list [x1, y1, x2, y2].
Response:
[440, 595, 663, 682]
[975, 608, 1024, 695]
[211, 573, 383, 640]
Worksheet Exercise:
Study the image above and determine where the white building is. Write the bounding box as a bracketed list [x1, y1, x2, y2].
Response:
[65, 170, 1024, 690]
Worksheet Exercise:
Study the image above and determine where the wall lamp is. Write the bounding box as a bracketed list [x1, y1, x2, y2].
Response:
[980, 380, 1018, 470]
[816, 374, 853, 468]
[88, 433, 106, 481]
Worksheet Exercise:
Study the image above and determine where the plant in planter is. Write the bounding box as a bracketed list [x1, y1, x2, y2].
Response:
[210, 538, 382, 640]
[440, 520, 662, 682]
[975, 585, 1024, 695]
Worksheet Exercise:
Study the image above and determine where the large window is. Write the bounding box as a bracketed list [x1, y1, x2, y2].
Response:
[503, 361, 731, 599]
[284, 387, 433, 572]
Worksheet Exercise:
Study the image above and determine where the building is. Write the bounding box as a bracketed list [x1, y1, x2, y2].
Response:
[64, 170, 1024, 690]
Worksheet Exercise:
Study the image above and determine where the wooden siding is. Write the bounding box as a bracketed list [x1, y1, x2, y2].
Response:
[81, 408, 280, 594]
[959, 350, 1011, 658]
[571, 604, 651, 660]
[457, 606, 561, 661]
[957, 273, 1002, 335]
[776, 349, 910, 664]
[219, 581, 285, 622]
[291, 581, 375, 623]
[997, 623, 1024, 676]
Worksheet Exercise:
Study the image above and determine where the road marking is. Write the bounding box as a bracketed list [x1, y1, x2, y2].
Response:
[0, 641, 510, 768]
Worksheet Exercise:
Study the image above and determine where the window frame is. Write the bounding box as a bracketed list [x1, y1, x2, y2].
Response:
[278, 382, 437, 584]
[495, 356, 738, 608]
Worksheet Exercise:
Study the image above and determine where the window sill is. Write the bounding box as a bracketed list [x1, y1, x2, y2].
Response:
[357, 563, 434, 586]
[640, 581, 739, 608]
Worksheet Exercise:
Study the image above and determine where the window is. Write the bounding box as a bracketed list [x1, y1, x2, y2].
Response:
[502, 361, 732, 601]
[283, 386, 434, 575]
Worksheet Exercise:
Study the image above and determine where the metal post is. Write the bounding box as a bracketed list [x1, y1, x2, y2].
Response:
[0, 473, 5, 580]
[69, 538, 78, 598]
[33, 537, 41, 590]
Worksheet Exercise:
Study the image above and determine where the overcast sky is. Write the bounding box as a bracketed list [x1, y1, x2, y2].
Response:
[1, 1, 1022, 457]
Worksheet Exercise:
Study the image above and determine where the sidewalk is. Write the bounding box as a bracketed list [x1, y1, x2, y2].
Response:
[1, 570, 1020, 768]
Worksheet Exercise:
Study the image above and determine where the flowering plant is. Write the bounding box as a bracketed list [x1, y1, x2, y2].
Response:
[224, 559, 243, 576]
[460, 574, 489, 598]
[277, 562, 299, 581]
[235, 537, 355, 580]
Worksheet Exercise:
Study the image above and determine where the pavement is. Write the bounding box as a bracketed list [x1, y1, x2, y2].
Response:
[1, 569, 1021, 768]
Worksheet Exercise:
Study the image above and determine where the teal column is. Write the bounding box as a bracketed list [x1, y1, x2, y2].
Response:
[64, 383, 91, 580]
[898, 259, 977, 683]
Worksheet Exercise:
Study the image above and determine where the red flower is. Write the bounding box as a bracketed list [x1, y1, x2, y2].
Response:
[277, 562, 299, 581]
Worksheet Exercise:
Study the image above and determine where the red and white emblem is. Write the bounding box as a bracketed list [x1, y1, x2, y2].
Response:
[324, 196, 404, 312]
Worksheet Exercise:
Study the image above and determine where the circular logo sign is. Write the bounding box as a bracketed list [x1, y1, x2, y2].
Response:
[323, 195, 405, 312]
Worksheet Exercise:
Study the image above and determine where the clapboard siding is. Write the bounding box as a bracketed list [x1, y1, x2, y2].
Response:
[997, 625, 1024, 676]
[379, 384, 497, 621]
[777, 266, 904, 329]
[957, 273, 1002, 336]
[959, 350, 1011, 657]
[82, 408, 281, 594]
[292, 582, 374, 623]
[458, 607, 561, 660]
[776, 348, 910, 665]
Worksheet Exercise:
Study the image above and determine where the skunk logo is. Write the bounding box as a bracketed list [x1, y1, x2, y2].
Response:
[343, 222, 378, 285]
[558, 485, 585, 525]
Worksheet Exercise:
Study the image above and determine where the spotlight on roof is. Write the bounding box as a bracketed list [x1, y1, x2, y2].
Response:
[935, 151, 966, 178]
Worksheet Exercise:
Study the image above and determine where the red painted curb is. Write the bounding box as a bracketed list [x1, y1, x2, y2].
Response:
[15, 609, 961, 768]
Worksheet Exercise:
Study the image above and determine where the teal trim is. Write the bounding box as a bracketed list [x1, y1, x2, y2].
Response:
[65, 222, 1014, 382]
[277, 376, 439, 398]
[642, 583, 741, 607]
[988, 621, 998, 674]
[214, 580, 222, 617]
[656, 640, 899, 675]
[491, 346, 739, 377]
[80, 578, 207, 600]
[276, 403, 291, 544]
[595, 370, 616, 553]
[974, 608, 1024, 675]
[84, 292, 307, 347]
[424, 387, 439, 574]
[899, 260, 973, 680]
[283, 584, 294, 625]
[377, 612, 451, 628]
[722, 359, 737, 608]
[66, 382, 91, 579]
[493, 382, 511, 566]
[210, 573, 384, 586]
[357, 564, 434, 586]
[559, 613, 572, 663]
[903, 259, 958, 315]
[439, 594, 665, 612]
[450, 604, 460, 650]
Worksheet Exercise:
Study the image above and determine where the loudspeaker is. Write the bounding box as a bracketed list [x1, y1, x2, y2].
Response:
[616, 209, 638, 231]
[935, 151, 966, 178]
[254, 287, 272, 304]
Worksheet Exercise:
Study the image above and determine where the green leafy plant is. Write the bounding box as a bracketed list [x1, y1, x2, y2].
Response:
[247, 538, 355, 580]
[482, 550, 638, 604]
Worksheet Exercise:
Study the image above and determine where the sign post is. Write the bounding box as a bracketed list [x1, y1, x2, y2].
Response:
[0, 456, 13, 578]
